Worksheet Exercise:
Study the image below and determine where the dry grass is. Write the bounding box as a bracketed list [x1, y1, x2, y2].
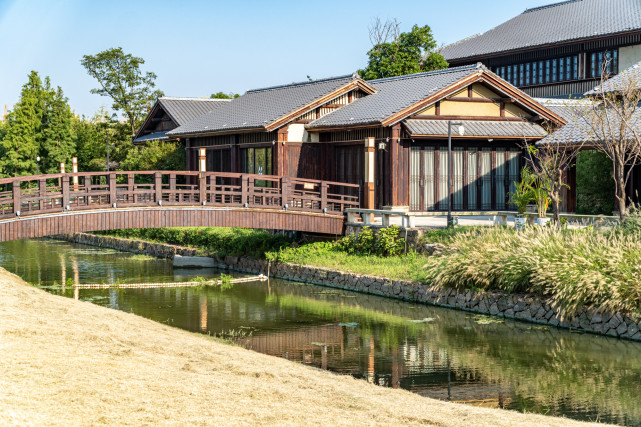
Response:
[0, 268, 600, 427]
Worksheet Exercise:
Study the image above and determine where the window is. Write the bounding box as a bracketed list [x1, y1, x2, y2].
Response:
[545, 60, 551, 83]
[552, 58, 557, 82]
[573, 56, 578, 80]
[589, 49, 618, 78]
[532, 62, 538, 85]
[242, 147, 272, 187]
[525, 63, 530, 86]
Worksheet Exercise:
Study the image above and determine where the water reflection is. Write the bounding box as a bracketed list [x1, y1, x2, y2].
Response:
[1, 239, 640, 426]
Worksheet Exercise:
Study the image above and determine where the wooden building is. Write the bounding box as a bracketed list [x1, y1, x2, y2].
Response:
[133, 97, 230, 144]
[165, 64, 565, 212]
[440, 0, 641, 98]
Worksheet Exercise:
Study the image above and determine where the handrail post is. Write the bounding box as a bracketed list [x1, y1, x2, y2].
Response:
[241, 174, 248, 206]
[109, 173, 117, 206]
[39, 179, 46, 211]
[281, 177, 289, 209]
[199, 173, 206, 205]
[320, 181, 328, 212]
[12, 181, 21, 215]
[154, 172, 162, 204]
[127, 173, 134, 204]
[62, 175, 69, 210]
[170, 174, 177, 203]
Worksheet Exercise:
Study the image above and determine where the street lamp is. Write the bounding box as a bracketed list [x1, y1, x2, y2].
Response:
[36, 156, 40, 175]
[447, 121, 464, 228]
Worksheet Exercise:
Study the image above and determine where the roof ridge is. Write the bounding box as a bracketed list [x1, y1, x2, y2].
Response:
[368, 63, 483, 84]
[523, 0, 583, 14]
[159, 97, 230, 102]
[246, 74, 356, 94]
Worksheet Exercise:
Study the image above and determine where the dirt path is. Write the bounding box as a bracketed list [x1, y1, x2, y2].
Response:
[0, 268, 601, 426]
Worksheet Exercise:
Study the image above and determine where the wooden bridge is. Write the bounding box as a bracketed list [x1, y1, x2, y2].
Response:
[0, 171, 360, 242]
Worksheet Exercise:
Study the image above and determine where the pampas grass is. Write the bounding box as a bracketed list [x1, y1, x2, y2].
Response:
[424, 227, 641, 315]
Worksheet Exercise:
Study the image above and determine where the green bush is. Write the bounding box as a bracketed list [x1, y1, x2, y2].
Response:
[423, 226, 641, 315]
[334, 226, 404, 257]
[97, 227, 291, 259]
[576, 150, 615, 215]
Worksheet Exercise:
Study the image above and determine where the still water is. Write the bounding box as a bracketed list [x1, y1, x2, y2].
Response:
[1, 238, 640, 425]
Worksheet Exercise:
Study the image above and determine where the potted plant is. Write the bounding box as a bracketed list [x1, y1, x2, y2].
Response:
[533, 183, 551, 226]
[509, 167, 536, 230]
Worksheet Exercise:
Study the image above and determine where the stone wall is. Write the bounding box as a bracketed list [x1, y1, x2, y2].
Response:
[58, 232, 641, 342]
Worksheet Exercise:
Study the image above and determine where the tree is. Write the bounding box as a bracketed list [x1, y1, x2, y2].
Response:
[210, 92, 239, 99]
[120, 140, 185, 172]
[0, 71, 47, 177]
[577, 64, 641, 220]
[40, 87, 75, 174]
[359, 19, 448, 80]
[81, 47, 164, 136]
[524, 123, 585, 225]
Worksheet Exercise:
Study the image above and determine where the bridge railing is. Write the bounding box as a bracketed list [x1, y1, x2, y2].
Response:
[0, 171, 360, 220]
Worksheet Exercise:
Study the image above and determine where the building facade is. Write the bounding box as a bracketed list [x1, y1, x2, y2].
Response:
[440, 0, 641, 98]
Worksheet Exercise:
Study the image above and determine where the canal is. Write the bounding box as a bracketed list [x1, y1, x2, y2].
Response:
[1, 238, 640, 425]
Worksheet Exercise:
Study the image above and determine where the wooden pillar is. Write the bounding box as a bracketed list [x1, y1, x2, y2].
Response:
[198, 148, 206, 173]
[364, 137, 375, 212]
[274, 127, 288, 176]
[390, 124, 402, 208]
[109, 173, 117, 206]
[12, 181, 21, 215]
[185, 138, 192, 171]
[154, 172, 162, 204]
[39, 179, 46, 211]
[61, 175, 69, 209]
[72, 157, 78, 190]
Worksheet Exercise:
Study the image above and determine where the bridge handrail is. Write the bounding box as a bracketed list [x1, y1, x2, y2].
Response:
[0, 171, 360, 220]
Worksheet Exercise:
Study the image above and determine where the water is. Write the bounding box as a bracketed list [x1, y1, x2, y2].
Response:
[1, 238, 640, 425]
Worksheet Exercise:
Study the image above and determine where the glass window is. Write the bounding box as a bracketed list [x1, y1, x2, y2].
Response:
[613, 50, 618, 74]
[545, 60, 551, 83]
[552, 59, 557, 82]
[532, 62, 537, 85]
[525, 63, 530, 85]
[539, 60, 544, 83]
[573, 55, 579, 80]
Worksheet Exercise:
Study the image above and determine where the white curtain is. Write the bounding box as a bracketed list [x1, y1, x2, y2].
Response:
[453, 148, 464, 209]
[410, 147, 420, 211]
[495, 148, 506, 210]
[438, 149, 449, 210]
[467, 148, 478, 210]
[481, 148, 492, 210]
[424, 148, 435, 211]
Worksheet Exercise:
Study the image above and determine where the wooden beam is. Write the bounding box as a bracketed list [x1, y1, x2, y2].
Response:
[408, 115, 528, 122]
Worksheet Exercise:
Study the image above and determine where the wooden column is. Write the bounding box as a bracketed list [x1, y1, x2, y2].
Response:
[61, 175, 69, 209]
[72, 157, 78, 190]
[364, 137, 375, 212]
[185, 138, 192, 171]
[274, 127, 288, 176]
[109, 173, 117, 206]
[198, 148, 206, 205]
[12, 181, 21, 215]
[154, 172, 162, 204]
[390, 124, 402, 208]
[39, 179, 46, 211]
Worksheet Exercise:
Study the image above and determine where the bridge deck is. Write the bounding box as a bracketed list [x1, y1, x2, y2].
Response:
[0, 171, 360, 241]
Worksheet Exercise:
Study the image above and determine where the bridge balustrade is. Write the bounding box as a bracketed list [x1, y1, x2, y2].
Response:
[0, 171, 360, 220]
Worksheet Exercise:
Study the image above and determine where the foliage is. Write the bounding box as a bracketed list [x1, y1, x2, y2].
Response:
[423, 226, 641, 315]
[0, 71, 47, 177]
[508, 166, 536, 215]
[359, 19, 448, 80]
[576, 150, 615, 215]
[210, 92, 239, 99]
[334, 226, 404, 256]
[266, 241, 430, 283]
[120, 140, 185, 171]
[40, 87, 75, 174]
[97, 227, 291, 259]
[620, 205, 641, 235]
[81, 47, 164, 135]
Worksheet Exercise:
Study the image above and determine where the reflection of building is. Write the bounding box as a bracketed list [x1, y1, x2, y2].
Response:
[441, 0, 641, 98]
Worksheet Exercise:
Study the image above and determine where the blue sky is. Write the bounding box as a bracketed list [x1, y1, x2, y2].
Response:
[1, 0, 554, 117]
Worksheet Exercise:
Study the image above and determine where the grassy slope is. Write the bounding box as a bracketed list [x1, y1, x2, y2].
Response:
[0, 269, 596, 426]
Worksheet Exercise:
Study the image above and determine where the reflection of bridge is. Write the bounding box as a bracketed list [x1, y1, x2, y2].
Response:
[0, 171, 360, 242]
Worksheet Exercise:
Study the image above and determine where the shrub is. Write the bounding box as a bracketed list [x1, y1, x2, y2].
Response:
[334, 226, 404, 257]
[423, 227, 641, 315]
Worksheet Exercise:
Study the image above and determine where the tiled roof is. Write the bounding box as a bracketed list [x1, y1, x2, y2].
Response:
[403, 119, 547, 138]
[585, 60, 641, 95]
[306, 65, 482, 129]
[538, 104, 641, 145]
[158, 97, 230, 126]
[441, 0, 641, 61]
[133, 131, 170, 143]
[168, 75, 358, 136]
[533, 98, 591, 121]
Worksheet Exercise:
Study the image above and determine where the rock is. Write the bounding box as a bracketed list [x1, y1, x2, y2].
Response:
[617, 322, 628, 336]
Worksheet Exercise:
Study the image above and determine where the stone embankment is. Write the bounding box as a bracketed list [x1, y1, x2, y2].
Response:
[58, 232, 641, 342]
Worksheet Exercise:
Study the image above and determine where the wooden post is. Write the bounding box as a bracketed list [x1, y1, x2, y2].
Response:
[109, 173, 117, 206]
[154, 172, 162, 204]
[364, 137, 375, 221]
[320, 182, 328, 212]
[390, 124, 401, 207]
[12, 181, 21, 215]
[275, 127, 288, 176]
[241, 174, 248, 206]
[170, 174, 177, 202]
[62, 175, 70, 210]
[199, 174, 206, 205]
[72, 157, 78, 190]
[281, 176, 289, 209]
[59, 162, 65, 199]
[199, 148, 206, 173]
[127, 173, 134, 204]
[39, 179, 46, 211]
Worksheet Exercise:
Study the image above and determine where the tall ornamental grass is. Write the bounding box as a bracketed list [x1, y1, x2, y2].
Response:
[423, 227, 641, 315]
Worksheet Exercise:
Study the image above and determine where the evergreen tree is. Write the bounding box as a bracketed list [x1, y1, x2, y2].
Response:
[41, 87, 75, 174]
[0, 71, 46, 177]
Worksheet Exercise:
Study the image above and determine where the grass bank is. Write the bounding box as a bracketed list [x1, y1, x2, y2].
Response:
[0, 269, 593, 426]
